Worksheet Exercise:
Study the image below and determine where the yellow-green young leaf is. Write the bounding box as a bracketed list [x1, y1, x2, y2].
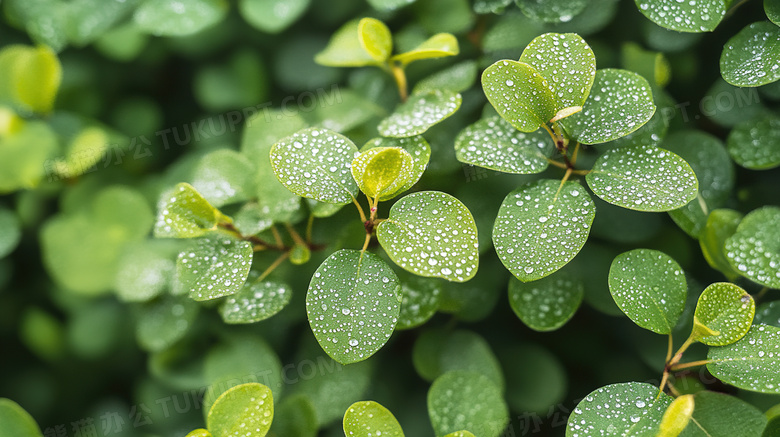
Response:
[428, 371, 509, 437]
[175, 236, 253, 301]
[185, 429, 212, 437]
[727, 116, 780, 170]
[509, 272, 584, 332]
[721, 22, 780, 87]
[238, 0, 310, 34]
[0, 106, 24, 136]
[699, 209, 743, 281]
[135, 295, 198, 352]
[361, 136, 431, 194]
[566, 382, 673, 437]
[343, 401, 404, 437]
[390, 33, 459, 65]
[351, 147, 414, 201]
[0, 121, 58, 193]
[633, 0, 725, 33]
[692, 282, 755, 346]
[586, 145, 698, 212]
[724, 206, 780, 289]
[290, 243, 311, 265]
[207, 383, 273, 437]
[0, 398, 42, 437]
[377, 191, 479, 282]
[315, 20, 381, 67]
[0, 45, 61, 114]
[51, 126, 108, 179]
[481, 60, 557, 132]
[218, 277, 292, 324]
[133, 0, 229, 37]
[658, 394, 694, 437]
[377, 89, 462, 138]
[707, 324, 780, 394]
[359, 18, 393, 63]
[154, 183, 228, 238]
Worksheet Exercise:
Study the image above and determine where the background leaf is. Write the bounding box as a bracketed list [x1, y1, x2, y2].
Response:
[314, 20, 379, 67]
[699, 209, 743, 281]
[191, 149, 256, 208]
[0, 398, 42, 437]
[727, 116, 780, 170]
[219, 277, 292, 324]
[390, 33, 459, 65]
[725, 206, 780, 289]
[396, 273, 442, 330]
[427, 370, 509, 437]
[358, 18, 392, 63]
[508, 272, 584, 331]
[135, 295, 198, 352]
[720, 22, 780, 87]
[239, 0, 310, 33]
[134, 0, 228, 37]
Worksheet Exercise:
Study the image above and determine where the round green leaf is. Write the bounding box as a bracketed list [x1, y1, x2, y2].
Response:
[396, 273, 442, 330]
[314, 20, 380, 67]
[493, 180, 595, 282]
[351, 147, 415, 201]
[154, 183, 226, 239]
[756, 301, 780, 327]
[136, 295, 198, 352]
[115, 240, 178, 302]
[238, 0, 309, 33]
[176, 236, 253, 301]
[707, 324, 780, 394]
[134, 0, 228, 37]
[0, 398, 42, 437]
[586, 145, 698, 212]
[269, 395, 317, 437]
[437, 330, 504, 389]
[306, 249, 401, 364]
[721, 22, 780, 87]
[207, 383, 273, 437]
[377, 191, 479, 282]
[482, 60, 557, 132]
[219, 278, 291, 324]
[0, 207, 21, 258]
[343, 401, 404, 437]
[562, 69, 656, 144]
[378, 89, 462, 138]
[359, 18, 392, 63]
[699, 209, 743, 281]
[509, 272, 584, 331]
[428, 371, 509, 437]
[361, 136, 430, 194]
[768, 0, 780, 26]
[692, 282, 754, 346]
[608, 249, 687, 334]
[517, 0, 588, 23]
[0, 44, 61, 114]
[566, 382, 673, 436]
[454, 115, 553, 174]
[390, 33, 459, 65]
[270, 127, 359, 204]
[191, 149, 256, 208]
[0, 121, 58, 193]
[678, 391, 767, 437]
[727, 116, 780, 170]
[519, 32, 596, 109]
[634, 0, 725, 33]
[413, 60, 478, 95]
[725, 206, 780, 289]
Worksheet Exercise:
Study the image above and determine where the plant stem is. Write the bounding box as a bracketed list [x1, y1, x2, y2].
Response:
[360, 233, 371, 253]
[547, 159, 568, 170]
[390, 63, 408, 102]
[284, 223, 306, 247]
[670, 359, 712, 372]
[352, 196, 368, 223]
[257, 252, 290, 282]
[270, 225, 284, 250]
[665, 334, 674, 363]
[305, 215, 314, 244]
[571, 142, 581, 166]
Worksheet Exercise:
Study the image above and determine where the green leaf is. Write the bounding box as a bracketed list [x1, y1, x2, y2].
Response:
[454, 116, 553, 174]
[219, 277, 292, 324]
[721, 22, 780, 87]
[268, 395, 317, 437]
[634, 0, 725, 32]
[727, 116, 780, 170]
[699, 209, 743, 281]
[233, 203, 273, 236]
[191, 149, 256, 207]
[509, 272, 584, 331]
[115, 240, 179, 302]
[414, 330, 505, 388]
[707, 324, 780, 394]
[133, 0, 228, 37]
[608, 249, 687, 334]
[413, 61, 478, 95]
[343, 401, 404, 437]
[390, 33, 459, 65]
[516, 0, 588, 23]
[289, 243, 311, 265]
[314, 20, 381, 67]
[0, 207, 21, 258]
[659, 394, 694, 437]
[566, 382, 673, 436]
[136, 295, 198, 352]
[678, 391, 767, 436]
[361, 136, 431, 194]
[238, 0, 309, 33]
[621, 42, 672, 88]
[207, 383, 273, 437]
[175, 236, 253, 301]
[378, 89, 462, 138]
[0, 398, 42, 437]
[481, 60, 557, 132]
[2, 1, 69, 51]
[185, 429, 212, 437]
[519, 32, 596, 109]
[428, 371, 509, 437]
[65, 0, 140, 46]
[691, 282, 754, 346]
[756, 301, 780, 327]
[444, 432, 476, 437]
[351, 147, 415, 201]
[377, 191, 479, 282]
[302, 90, 383, 133]
[561, 69, 656, 144]
[154, 183, 228, 238]
[0, 45, 61, 114]
[306, 249, 401, 364]
[0, 121, 58, 192]
[768, 0, 780, 26]
[270, 127, 359, 204]
[725, 206, 780, 289]
[493, 180, 595, 282]
[368, 0, 416, 11]
[396, 273, 442, 330]
[586, 145, 698, 212]
[50, 126, 109, 179]
[474, 0, 512, 13]
[359, 18, 393, 63]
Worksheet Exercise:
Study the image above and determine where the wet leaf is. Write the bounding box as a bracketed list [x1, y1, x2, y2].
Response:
[136, 295, 198, 352]
[396, 273, 442, 330]
[377, 191, 479, 282]
[481, 60, 557, 132]
[134, 0, 228, 37]
[390, 33, 459, 65]
[428, 371, 509, 437]
[351, 147, 415, 201]
[724, 206, 780, 289]
[185, 429, 211, 437]
[219, 276, 292, 324]
[727, 116, 780, 170]
[707, 324, 780, 394]
[378, 89, 462, 138]
[175, 236, 253, 301]
[755, 301, 780, 327]
[517, 0, 588, 23]
[562, 69, 656, 144]
[586, 145, 698, 212]
[454, 115, 553, 174]
[692, 282, 754, 346]
[493, 180, 595, 282]
[0, 398, 42, 437]
[608, 249, 687, 334]
[238, 0, 310, 33]
[768, 0, 780, 26]
[699, 209, 743, 281]
[154, 183, 228, 239]
[270, 127, 359, 204]
[566, 382, 673, 436]
[191, 149, 256, 208]
[343, 401, 404, 437]
[721, 22, 780, 87]
[361, 136, 430, 193]
[306, 250, 401, 364]
[207, 383, 273, 437]
[678, 391, 767, 436]
[508, 272, 584, 331]
[473, 0, 512, 13]
[633, 0, 725, 33]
